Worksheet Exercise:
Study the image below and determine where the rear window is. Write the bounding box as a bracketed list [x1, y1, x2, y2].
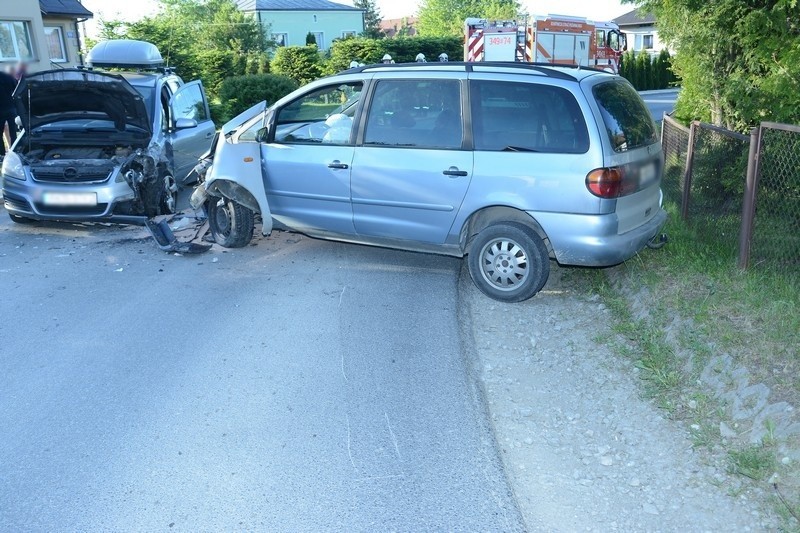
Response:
[471, 80, 589, 153]
[592, 81, 656, 152]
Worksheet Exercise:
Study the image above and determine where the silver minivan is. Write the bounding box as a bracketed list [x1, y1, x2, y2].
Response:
[194, 63, 667, 302]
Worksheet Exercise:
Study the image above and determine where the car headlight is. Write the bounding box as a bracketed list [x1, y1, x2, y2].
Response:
[1, 151, 26, 181]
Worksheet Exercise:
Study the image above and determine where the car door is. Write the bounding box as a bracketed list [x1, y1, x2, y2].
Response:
[169, 80, 216, 181]
[261, 81, 363, 235]
[350, 74, 472, 244]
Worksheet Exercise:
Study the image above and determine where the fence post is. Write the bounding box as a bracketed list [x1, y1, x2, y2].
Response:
[738, 126, 763, 270]
[680, 121, 698, 221]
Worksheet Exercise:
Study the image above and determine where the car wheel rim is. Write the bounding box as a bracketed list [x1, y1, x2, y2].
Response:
[214, 202, 233, 237]
[479, 237, 529, 292]
[164, 175, 178, 213]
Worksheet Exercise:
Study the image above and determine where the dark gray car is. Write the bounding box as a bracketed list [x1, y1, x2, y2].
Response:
[1, 40, 215, 223]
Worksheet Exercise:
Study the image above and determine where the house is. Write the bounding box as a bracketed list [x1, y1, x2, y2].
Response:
[380, 17, 417, 38]
[613, 9, 671, 57]
[236, 0, 364, 51]
[1, 0, 93, 72]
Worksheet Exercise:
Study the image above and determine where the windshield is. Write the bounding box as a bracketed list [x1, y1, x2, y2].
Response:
[592, 81, 657, 152]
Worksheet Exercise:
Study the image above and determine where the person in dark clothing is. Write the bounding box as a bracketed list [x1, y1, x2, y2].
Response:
[0, 67, 18, 157]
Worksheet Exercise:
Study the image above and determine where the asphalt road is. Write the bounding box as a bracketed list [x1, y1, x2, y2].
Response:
[640, 88, 680, 121]
[0, 212, 524, 531]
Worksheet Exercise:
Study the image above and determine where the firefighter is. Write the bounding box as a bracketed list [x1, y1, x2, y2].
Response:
[381, 54, 394, 64]
[349, 60, 359, 69]
[438, 53, 449, 62]
[415, 53, 427, 63]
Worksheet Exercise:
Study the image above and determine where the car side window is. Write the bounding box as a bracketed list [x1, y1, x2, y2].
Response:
[275, 83, 362, 145]
[364, 79, 463, 149]
[172, 84, 209, 122]
[470, 80, 589, 154]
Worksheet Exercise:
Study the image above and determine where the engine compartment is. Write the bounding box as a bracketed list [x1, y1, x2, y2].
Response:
[22, 143, 137, 164]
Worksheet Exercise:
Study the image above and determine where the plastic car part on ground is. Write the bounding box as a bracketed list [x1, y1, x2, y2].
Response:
[144, 214, 211, 254]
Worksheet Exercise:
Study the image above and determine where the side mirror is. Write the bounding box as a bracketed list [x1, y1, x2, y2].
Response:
[255, 126, 270, 143]
[174, 117, 198, 130]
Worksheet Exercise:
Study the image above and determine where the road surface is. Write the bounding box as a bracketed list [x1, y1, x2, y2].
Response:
[640, 88, 680, 121]
[0, 213, 524, 531]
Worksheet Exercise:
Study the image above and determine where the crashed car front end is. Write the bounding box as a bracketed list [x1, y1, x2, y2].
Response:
[1, 69, 174, 223]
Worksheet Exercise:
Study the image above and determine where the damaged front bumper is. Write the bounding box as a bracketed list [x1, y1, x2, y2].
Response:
[1, 166, 145, 224]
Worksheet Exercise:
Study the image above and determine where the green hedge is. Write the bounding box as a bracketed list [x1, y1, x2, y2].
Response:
[619, 49, 677, 91]
[326, 36, 463, 73]
[217, 73, 299, 123]
[271, 45, 324, 85]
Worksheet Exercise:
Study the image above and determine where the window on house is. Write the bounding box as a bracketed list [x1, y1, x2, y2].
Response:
[311, 32, 324, 49]
[0, 21, 35, 62]
[273, 33, 288, 47]
[342, 31, 357, 39]
[643, 34, 654, 49]
[44, 26, 67, 63]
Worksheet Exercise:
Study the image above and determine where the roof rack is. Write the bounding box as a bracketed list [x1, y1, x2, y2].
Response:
[344, 61, 610, 80]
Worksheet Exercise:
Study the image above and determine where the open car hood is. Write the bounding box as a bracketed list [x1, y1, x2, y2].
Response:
[14, 69, 151, 134]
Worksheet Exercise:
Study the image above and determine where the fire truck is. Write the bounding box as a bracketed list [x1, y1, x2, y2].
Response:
[464, 15, 627, 73]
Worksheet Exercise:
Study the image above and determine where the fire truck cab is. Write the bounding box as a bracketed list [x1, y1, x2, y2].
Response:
[464, 15, 627, 73]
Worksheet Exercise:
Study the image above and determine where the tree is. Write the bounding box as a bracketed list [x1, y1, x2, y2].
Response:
[101, 0, 272, 98]
[306, 32, 317, 46]
[271, 46, 323, 85]
[628, 0, 800, 129]
[353, 0, 384, 39]
[417, 0, 521, 37]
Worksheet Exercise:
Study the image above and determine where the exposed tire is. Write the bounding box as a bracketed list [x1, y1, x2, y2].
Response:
[207, 196, 254, 248]
[8, 212, 37, 224]
[466, 222, 550, 303]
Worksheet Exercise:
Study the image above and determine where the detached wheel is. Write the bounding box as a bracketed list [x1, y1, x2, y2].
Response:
[207, 197, 254, 248]
[8, 213, 37, 224]
[467, 222, 550, 302]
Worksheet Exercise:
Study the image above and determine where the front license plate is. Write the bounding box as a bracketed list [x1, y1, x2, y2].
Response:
[42, 192, 98, 206]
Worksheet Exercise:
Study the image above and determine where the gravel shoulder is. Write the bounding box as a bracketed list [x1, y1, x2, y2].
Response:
[462, 265, 774, 531]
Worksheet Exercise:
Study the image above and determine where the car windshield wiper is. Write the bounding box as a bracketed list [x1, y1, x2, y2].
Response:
[502, 145, 540, 153]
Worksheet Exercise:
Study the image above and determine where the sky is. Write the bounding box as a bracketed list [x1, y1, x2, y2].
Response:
[81, 0, 632, 37]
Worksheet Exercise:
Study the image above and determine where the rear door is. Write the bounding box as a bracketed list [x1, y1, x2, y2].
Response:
[589, 79, 662, 233]
[350, 74, 472, 244]
[169, 81, 216, 181]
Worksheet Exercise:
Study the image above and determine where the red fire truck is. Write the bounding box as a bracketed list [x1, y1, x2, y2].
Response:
[464, 15, 627, 73]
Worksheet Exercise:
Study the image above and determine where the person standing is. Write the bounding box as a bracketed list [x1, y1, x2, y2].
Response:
[0, 66, 18, 158]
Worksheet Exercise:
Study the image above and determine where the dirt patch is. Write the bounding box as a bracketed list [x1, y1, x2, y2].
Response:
[462, 265, 774, 531]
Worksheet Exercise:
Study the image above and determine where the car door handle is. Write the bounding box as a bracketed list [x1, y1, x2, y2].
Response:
[328, 161, 349, 170]
[443, 167, 468, 177]
[205, 132, 214, 138]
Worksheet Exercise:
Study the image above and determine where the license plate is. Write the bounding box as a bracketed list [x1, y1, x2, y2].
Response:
[42, 192, 98, 206]
[640, 162, 657, 186]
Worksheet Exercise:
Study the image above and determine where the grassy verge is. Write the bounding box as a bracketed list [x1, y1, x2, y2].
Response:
[567, 200, 800, 529]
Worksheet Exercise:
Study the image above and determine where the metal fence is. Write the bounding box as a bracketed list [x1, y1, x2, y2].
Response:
[661, 115, 800, 272]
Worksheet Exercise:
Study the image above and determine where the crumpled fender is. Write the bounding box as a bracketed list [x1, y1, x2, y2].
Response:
[204, 138, 272, 235]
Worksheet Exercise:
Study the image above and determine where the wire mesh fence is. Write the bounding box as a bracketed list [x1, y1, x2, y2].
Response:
[750, 123, 800, 271]
[661, 115, 689, 207]
[660, 115, 799, 273]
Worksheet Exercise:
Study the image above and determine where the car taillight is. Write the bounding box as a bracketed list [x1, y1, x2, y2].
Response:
[586, 167, 624, 198]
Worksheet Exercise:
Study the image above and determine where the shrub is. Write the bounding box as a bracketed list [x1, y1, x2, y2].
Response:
[326, 36, 463, 74]
[271, 45, 323, 85]
[218, 73, 299, 123]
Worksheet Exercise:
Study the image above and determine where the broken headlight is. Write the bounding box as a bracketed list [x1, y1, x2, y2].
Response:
[1, 151, 26, 181]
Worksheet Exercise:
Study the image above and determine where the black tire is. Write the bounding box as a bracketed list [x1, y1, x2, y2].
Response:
[466, 222, 550, 303]
[8, 212, 37, 224]
[207, 197, 254, 248]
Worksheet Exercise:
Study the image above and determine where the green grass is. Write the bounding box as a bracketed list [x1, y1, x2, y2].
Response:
[728, 446, 777, 481]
